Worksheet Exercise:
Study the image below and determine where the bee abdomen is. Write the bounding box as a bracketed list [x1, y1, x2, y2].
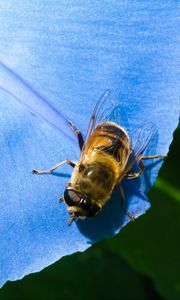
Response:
[96, 123, 128, 140]
[95, 123, 130, 163]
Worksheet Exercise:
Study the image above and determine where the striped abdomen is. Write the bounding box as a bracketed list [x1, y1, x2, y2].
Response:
[92, 122, 130, 169]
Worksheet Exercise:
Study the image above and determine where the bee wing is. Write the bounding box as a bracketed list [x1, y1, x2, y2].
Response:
[81, 94, 129, 164]
[85, 90, 130, 144]
[0, 60, 75, 141]
[123, 122, 157, 175]
[85, 89, 112, 143]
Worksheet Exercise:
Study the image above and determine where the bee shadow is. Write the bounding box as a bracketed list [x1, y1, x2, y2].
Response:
[76, 188, 126, 243]
[51, 172, 71, 179]
[75, 176, 149, 244]
[50, 168, 155, 244]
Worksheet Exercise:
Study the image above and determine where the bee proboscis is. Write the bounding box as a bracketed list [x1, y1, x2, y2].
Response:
[32, 90, 167, 224]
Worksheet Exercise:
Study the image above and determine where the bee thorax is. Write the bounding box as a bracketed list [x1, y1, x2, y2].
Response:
[71, 162, 115, 202]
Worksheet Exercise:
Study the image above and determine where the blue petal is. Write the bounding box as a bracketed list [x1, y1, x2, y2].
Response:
[0, 1, 179, 288]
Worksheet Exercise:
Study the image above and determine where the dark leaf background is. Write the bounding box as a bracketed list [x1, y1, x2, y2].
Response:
[0, 1, 179, 299]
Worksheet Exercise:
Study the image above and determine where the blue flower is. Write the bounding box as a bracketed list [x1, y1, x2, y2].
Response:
[0, 1, 179, 288]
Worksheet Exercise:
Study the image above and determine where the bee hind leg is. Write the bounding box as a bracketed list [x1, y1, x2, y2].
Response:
[125, 160, 144, 179]
[141, 154, 167, 160]
[119, 185, 135, 221]
[125, 154, 167, 179]
[32, 159, 76, 175]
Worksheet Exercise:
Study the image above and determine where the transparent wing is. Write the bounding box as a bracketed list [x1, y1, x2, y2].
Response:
[85, 89, 130, 141]
[81, 96, 130, 164]
[123, 122, 157, 175]
[0, 60, 75, 141]
[85, 89, 112, 143]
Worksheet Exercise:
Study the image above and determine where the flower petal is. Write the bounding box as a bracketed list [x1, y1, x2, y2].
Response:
[0, 0, 179, 288]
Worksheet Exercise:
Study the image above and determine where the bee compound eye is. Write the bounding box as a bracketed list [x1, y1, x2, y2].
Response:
[64, 189, 81, 207]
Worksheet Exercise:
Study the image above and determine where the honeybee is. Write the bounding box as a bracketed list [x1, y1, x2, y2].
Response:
[32, 90, 167, 224]
[0, 60, 166, 225]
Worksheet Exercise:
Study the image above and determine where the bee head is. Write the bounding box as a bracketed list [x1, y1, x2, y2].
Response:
[63, 188, 101, 222]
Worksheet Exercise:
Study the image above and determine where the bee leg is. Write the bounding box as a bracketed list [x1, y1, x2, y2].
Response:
[67, 216, 74, 225]
[141, 154, 167, 160]
[119, 185, 135, 221]
[125, 154, 167, 179]
[32, 159, 76, 175]
[58, 196, 64, 203]
[67, 214, 78, 225]
[68, 121, 84, 151]
[125, 160, 144, 179]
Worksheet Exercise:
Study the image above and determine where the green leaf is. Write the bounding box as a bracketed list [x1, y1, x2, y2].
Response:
[0, 244, 150, 300]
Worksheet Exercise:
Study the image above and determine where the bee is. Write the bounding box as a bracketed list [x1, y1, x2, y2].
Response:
[32, 90, 167, 224]
[0, 61, 167, 224]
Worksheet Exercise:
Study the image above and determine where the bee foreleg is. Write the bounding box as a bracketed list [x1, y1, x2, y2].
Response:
[119, 185, 135, 221]
[68, 121, 84, 151]
[58, 196, 64, 203]
[32, 159, 76, 175]
[67, 214, 79, 225]
[125, 160, 144, 179]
